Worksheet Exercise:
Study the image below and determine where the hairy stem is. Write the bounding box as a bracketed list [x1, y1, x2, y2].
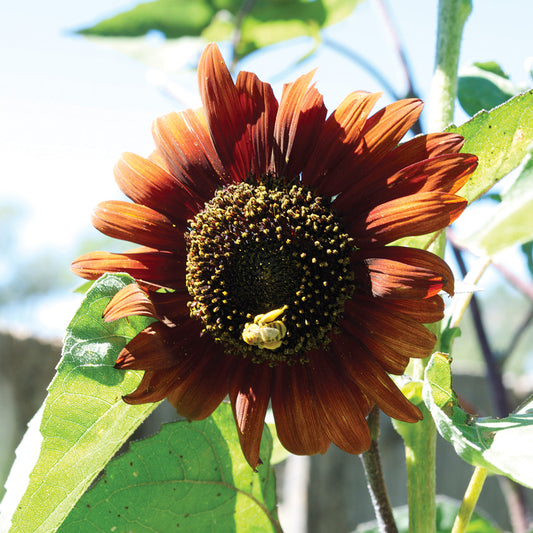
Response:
[360, 406, 398, 533]
[427, 0, 472, 132]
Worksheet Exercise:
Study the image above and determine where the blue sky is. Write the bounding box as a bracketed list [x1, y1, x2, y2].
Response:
[1, 0, 532, 337]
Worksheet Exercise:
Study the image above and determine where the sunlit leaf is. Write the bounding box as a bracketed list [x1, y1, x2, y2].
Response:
[423, 352, 533, 489]
[58, 403, 279, 532]
[77, 0, 363, 61]
[458, 149, 533, 255]
[355, 495, 501, 533]
[458, 62, 520, 117]
[399, 89, 533, 250]
[7, 273, 158, 533]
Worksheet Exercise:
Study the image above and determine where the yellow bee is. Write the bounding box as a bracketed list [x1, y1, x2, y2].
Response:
[242, 305, 288, 350]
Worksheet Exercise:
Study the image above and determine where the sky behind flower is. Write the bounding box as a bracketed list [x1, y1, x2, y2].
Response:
[1, 0, 532, 337]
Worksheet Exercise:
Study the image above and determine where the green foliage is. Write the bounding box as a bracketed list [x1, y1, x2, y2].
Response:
[423, 352, 533, 489]
[78, 0, 362, 61]
[59, 403, 280, 532]
[458, 148, 533, 255]
[7, 274, 158, 533]
[458, 62, 520, 116]
[355, 496, 501, 533]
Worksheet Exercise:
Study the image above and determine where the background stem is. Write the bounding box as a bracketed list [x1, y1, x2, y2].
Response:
[451, 467, 488, 533]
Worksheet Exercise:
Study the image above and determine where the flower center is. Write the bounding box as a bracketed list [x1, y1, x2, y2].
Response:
[185, 176, 355, 364]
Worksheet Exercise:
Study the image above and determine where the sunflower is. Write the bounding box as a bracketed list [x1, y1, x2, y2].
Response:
[72, 43, 477, 468]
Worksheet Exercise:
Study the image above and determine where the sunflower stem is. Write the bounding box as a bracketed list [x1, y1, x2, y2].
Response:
[427, 0, 472, 132]
[451, 467, 488, 533]
[360, 406, 398, 533]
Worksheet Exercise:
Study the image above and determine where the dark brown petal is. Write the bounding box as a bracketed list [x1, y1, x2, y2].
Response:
[71, 247, 186, 290]
[150, 290, 191, 323]
[331, 334, 422, 423]
[229, 361, 272, 469]
[272, 70, 327, 179]
[334, 132, 466, 211]
[344, 297, 437, 359]
[122, 368, 183, 404]
[92, 201, 186, 253]
[152, 108, 227, 200]
[351, 246, 455, 298]
[198, 43, 253, 182]
[271, 362, 330, 456]
[114, 152, 199, 222]
[235, 70, 279, 176]
[308, 350, 372, 454]
[103, 284, 158, 322]
[340, 318, 410, 374]
[347, 192, 467, 246]
[338, 153, 477, 213]
[302, 91, 382, 193]
[378, 296, 445, 323]
[115, 321, 178, 370]
[167, 343, 236, 420]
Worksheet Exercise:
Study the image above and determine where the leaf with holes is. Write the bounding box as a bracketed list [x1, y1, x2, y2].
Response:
[58, 403, 280, 532]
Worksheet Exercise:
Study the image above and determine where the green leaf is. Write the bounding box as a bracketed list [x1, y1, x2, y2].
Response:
[58, 403, 280, 532]
[355, 496, 501, 533]
[458, 149, 533, 255]
[77, 0, 363, 61]
[7, 273, 158, 533]
[458, 62, 519, 116]
[423, 352, 533, 489]
[398, 89, 533, 251]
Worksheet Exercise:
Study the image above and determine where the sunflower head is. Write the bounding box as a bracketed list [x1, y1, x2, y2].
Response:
[72, 43, 477, 468]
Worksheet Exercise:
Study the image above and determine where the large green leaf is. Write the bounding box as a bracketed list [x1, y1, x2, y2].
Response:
[78, 0, 362, 61]
[6, 274, 158, 533]
[59, 403, 280, 532]
[458, 62, 520, 117]
[423, 352, 533, 489]
[399, 89, 533, 250]
[458, 148, 533, 255]
[448, 89, 533, 205]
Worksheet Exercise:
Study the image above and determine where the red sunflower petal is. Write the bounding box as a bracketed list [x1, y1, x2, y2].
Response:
[167, 343, 236, 420]
[152, 108, 227, 201]
[331, 334, 422, 423]
[271, 362, 330, 456]
[351, 99, 424, 173]
[340, 318, 410, 374]
[103, 283, 158, 322]
[115, 152, 199, 223]
[272, 70, 327, 179]
[122, 368, 184, 404]
[308, 350, 372, 454]
[302, 91, 382, 194]
[115, 321, 178, 370]
[378, 296, 445, 323]
[229, 361, 272, 469]
[334, 132, 466, 211]
[71, 247, 186, 290]
[92, 201, 186, 253]
[150, 291, 191, 323]
[351, 245, 455, 298]
[344, 297, 437, 359]
[235, 70, 279, 176]
[340, 153, 476, 214]
[198, 43, 253, 182]
[347, 192, 467, 246]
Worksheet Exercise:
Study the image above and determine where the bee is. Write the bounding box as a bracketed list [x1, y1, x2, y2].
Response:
[242, 305, 288, 350]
